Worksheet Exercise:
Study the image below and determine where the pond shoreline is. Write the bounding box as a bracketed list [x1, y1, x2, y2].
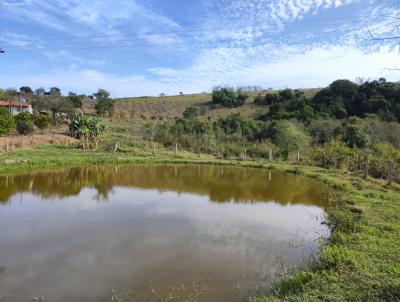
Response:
[1, 145, 399, 301]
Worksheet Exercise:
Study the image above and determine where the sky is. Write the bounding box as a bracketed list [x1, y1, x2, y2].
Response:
[0, 0, 399, 97]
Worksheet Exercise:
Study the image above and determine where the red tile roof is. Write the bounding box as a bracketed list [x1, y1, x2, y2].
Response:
[0, 101, 32, 107]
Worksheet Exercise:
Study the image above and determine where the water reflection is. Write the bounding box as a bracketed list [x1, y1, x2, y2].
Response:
[0, 165, 334, 302]
[0, 165, 334, 207]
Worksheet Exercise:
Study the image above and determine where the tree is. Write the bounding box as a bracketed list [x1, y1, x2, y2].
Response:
[267, 120, 311, 159]
[67, 92, 83, 108]
[4, 88, 19, 96]
[0, 107, 15, 135]
[46, 87, 61, 96]
[94, 89, 114, 116]
[183, 107, 199, 121]
[212, 88, 248, 108]
[94, 89, 110, 100]
[19, 86, 33, 94]
[32, 97, 74, 124]
[95, 99, 114, 116]
[15, 112, 34, 134]
[34, 115, 51, 133]
[35, 87, 46, 95]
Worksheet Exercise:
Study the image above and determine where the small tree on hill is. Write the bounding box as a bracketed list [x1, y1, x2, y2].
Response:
[212, 88, 248, 108]
[94, 89, 114, 116]
[34, 115, 51, 134]
[0, 107, 15, 135]
[15, 112, 34, 134]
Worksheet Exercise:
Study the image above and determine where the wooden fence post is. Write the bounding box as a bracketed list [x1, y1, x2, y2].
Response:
[20, 136, 23, 150]
[175, 144, 178, 155]
[387, 161, 393, 187]
[296, 150, 300, 164]
[269, 149, 273, 161]
[346, 155, 350, 173]
[323, 152, 327, 169]
[364, 153, 369, 179]
[4, 136, 7, 152]
[244, 148, 247, 158]
[114, 141, 119, 153]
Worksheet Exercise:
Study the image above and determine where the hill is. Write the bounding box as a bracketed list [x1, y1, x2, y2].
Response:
[110, 89, 320, 122]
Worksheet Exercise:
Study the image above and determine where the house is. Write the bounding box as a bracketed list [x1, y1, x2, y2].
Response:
[0, 101, 33, 116]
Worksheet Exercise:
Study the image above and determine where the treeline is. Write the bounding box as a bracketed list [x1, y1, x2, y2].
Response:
[149, 79, 400, 182]
[0, 87, 115, 117]
[256, 78, 400, 122]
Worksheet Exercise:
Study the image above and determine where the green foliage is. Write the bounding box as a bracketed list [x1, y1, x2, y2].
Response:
[259, 89, 315, 124]
[34, 115, 51, 133]
[0, 107, 15, 135]
[337, 118, 371, 149]
[94, 90, 114, 117]
[214, 114, 261, 140]
[312, 79, 400, 121]
[68, 114, 105, 150]
[212, 88, 248, 108]
[19, 86, 33, 94]
[266, 121, 311, 159]
[67, 95, 83, 108]
[94, 89, 110, 100]
[15, 112, 34, 134]
[182, 106, 199, 120]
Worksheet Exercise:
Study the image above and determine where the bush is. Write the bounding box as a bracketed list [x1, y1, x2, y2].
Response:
[95, 99, 114, 116]
[34, 115, 51, 133]
[15, 112, 34, 134]
[212, 88, 248, 108]
[266, 120, 311, 159]
[0, 107, 15, 135]
[183, 106, 199, 120]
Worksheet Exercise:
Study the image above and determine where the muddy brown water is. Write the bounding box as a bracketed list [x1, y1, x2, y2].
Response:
[0, 165, 334, 302]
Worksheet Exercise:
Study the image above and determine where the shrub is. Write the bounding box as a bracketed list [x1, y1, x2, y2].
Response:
[95, 99, 114, 116]
[34, 115, 51, 133]
[0, 107, 15, 135]
[68, 113, 105, 150]
[212, 88, 248, 108]
[15, 112, 34, 134]
[183, 106, 199, 120]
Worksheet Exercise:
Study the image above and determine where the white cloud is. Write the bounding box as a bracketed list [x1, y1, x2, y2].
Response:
[1, 43, 398, 97]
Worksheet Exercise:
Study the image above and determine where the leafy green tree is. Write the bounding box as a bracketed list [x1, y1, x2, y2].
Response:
[0, 107, 15, 135]
[67, 92, 83, 108]
[183, 107, 199, 121]
[48, 87, 61, 96]
[15, 112, 34, 134]
[95, 99, 114, 116]
[35, 87, 46, 95]
[94, 89, 110, 100]
[34, 115, 51, 133]
[19, 86, 33, 94]
[212, 88, 248, 108]
[267, 120, 311, 159]
[94, 89, 114, 116]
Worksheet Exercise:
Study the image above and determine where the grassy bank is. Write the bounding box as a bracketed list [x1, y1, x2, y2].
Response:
[1, 145, 399, 301]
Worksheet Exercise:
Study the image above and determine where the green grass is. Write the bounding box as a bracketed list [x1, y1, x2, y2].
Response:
[1, 144, 399, 301]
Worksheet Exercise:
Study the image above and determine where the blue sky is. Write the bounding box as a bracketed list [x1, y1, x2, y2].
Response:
[0, 0, 399, 97]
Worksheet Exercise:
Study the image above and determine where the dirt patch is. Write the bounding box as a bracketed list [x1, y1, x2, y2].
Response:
[0, 134, 77, 152]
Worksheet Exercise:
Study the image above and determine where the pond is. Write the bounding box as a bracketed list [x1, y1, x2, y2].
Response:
[0, 165, 334, 302]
